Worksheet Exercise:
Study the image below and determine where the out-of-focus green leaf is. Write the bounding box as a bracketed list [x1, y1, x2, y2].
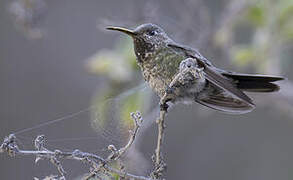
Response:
[120, 93, 142, 129]
[246, 5, 266, 26]
[278, 4, 293, 27]
[277, 4, 293, 40]
[276, 1, 293, 41]
[284, 28, 293, 40]
[88, 35, 154, 142]
[232, 47, 256, 67]
[119, 91, 146, 129]
[86, 37, 137, 83]
[91, 85, 152, 128]
[86, 50, 133, 83]
[91, 87, 117, 130]
[113, 173, 119, 180]
[214, 28, 230, 46]
[115, 38, 137, 69]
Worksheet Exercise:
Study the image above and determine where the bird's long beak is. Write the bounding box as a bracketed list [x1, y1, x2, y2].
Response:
[106, 26, 136, 36]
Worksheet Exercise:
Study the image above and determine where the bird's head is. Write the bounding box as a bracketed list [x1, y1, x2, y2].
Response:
[107, 23, 170, 62]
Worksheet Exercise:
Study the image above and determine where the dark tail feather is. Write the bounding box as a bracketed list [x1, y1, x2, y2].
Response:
[222, 73, 284, 93]
[236, 81, 280, 92]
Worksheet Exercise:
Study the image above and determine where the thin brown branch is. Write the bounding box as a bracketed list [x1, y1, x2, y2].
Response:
[151, 107, 167, 179]
[0, 112, 152, 180]
[150, 91, 170, 179]
[151, 58, 205, 179]
[107, 111, 143, 162]
[155, 109, 167, 165]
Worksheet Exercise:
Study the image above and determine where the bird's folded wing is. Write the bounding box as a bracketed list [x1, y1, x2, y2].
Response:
[167, 42, 254, 106]
[200, 63, 254, 105]
[196, 89, 255, 114]
[221, 72, 285, 82]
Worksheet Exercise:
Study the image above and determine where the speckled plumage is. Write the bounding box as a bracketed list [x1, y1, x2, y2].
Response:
[107, 23, 284, 114]
[137, 45, 186, 97]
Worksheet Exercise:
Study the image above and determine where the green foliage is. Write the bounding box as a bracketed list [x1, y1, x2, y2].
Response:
[113, 173, 119, 180]
[277, 3, 293, 40]
[246, 5, 265, 26]
[91, 87, 117, 129]
[232, 47, 256, 66]
[120, 91, 145, 129]
[86, 38, 136, 83]
[217, 0, 293, 72]
[87, 37, 153, 138]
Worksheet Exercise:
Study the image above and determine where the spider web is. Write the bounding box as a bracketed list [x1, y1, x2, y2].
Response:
[10, 83, 156, 153]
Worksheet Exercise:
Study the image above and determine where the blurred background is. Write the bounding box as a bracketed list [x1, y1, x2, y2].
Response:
[0, 0, 293, 179]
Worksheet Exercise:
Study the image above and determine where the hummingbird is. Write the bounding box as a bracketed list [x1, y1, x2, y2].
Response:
[107, 23, 284, 114]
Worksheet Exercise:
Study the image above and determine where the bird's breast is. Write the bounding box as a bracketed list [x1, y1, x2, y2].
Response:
[138, 48, 186, 97]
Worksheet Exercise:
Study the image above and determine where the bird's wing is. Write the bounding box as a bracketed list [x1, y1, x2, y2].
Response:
[167, 42, 254, 106]
[221, 72, 285, 82]
[167, 42, 212, 66]
[195, 85, 255, 114]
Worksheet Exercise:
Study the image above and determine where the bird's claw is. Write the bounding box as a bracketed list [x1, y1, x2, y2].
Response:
[165, 86, 175, 95]
[159, 103, 169, 111]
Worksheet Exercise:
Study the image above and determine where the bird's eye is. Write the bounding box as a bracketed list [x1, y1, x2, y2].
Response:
[148, 30, 156, 36]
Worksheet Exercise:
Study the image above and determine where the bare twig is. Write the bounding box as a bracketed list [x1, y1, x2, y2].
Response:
[0, 112, 152, 180]
[151, 108, 167, 179]
[151, 57, 205, 179]
[107, 111, 143, 162]
[155, 110, 166, 164]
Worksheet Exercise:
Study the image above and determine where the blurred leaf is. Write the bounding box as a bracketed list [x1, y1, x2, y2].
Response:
[246, 5, 266, 27]
[232, 47, 256, 67]
[119, 90, 146, 129]
[86, 38, 137, 83]
[278, 4, 293, 27]
[86, 50, 133, 83]
[113, 173, 119, 180]
[115, 38, 138, 69]
[91, 85, 153, 133]
[214, 28, 230, 46]
[91, 87, 117, 129]
[87, 34, 152, 137]
[277, 4, 293, 40]
[87, 34, 155, 143]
